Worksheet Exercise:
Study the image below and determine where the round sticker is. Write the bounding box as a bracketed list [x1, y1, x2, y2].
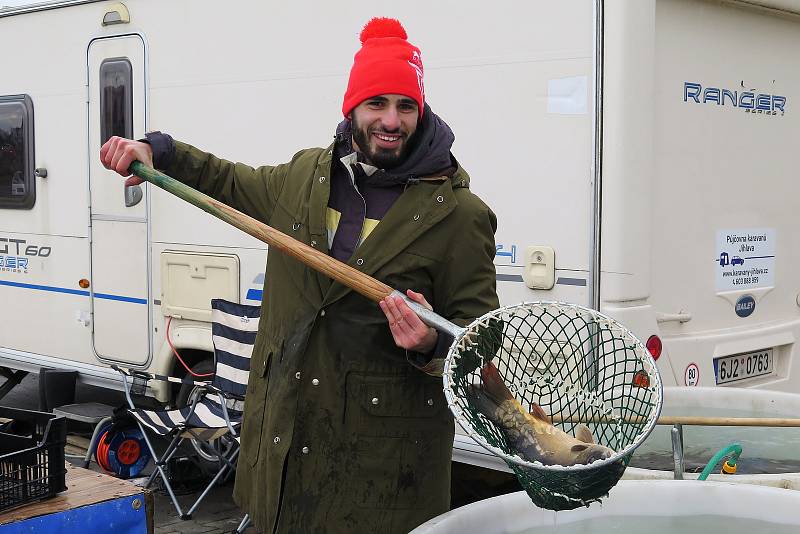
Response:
[735, 295, 756, 318]
[684, 363, 700, 386]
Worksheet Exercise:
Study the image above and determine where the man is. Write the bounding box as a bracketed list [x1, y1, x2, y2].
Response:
[102, 17, 498, 533]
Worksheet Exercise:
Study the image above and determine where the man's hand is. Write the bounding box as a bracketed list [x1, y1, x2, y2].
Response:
[100, 136, 154, 186]
[379, 289, 438, 354]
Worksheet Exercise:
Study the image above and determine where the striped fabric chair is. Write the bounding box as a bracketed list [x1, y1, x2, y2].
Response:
[114, 299, 260, 521]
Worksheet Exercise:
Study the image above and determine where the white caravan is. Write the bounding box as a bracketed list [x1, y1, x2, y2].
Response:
[1, 0, 799, 470]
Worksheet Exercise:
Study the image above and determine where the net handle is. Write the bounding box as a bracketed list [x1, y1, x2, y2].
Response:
[129, 162, 464, 337]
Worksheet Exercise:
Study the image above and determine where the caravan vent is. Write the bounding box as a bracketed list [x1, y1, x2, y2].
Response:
[160, 251, 239, 322]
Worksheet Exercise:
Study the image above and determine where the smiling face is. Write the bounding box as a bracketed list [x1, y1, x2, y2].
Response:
[349, 94, 420, 169]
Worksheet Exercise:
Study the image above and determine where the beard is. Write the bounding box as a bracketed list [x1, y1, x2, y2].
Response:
[351, 113, 418, 169]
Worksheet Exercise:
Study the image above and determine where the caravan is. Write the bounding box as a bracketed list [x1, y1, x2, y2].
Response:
[1, 0, 799, 471]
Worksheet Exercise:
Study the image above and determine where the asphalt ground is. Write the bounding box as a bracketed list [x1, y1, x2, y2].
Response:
[0, 372, 255, 533]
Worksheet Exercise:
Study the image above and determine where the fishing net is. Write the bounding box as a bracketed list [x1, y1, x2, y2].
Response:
[443, 301, 663, 511]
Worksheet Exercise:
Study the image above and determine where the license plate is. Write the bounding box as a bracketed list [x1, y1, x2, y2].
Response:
[714, 348, 774, 385]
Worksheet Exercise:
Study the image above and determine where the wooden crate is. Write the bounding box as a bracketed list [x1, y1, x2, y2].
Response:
[0, 465, 152, 533]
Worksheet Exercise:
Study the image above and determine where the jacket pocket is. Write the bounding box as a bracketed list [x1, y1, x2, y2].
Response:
[240, 338, 279, 467]
[345, 374, 453, 510]
[346, 373, 447, 438]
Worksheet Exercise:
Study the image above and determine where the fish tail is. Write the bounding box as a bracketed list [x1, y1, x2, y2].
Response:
[480, 362, 515, 403]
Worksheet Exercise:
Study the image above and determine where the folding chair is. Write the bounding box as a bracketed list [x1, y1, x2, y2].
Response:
[114, 299, 260, 520]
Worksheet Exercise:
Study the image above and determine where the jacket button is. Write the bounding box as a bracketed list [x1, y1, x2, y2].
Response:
[295, 372, 301, 380]
[311, 240, 317, 247]
[273, 436, 281, 444]
[371, 397, 379, 405]
[319, 176, 326, 183]
[413, 214, 420, 221]
[427, 398, 434, 406]
[302, 446, 310, 454]
[292, 222, 302, 231]
[312, 378, 320, 386]
[320, 309, 326, 317]
[356, 258, 364, 266]
[436, 195, 444, 203]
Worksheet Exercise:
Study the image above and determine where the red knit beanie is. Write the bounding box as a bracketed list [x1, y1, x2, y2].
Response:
[342, 17, 425, 118]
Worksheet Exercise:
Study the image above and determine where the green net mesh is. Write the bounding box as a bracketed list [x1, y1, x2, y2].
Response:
[443, 302, 662, 511]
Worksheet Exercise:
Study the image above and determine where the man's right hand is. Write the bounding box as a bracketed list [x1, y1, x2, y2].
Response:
[100, 136, 154, 187]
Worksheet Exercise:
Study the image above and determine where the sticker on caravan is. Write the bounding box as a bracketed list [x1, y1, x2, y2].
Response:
[0, 236, 51, 274]
[0, 255, 29, 273]
[245, 273, 265, 302]
[684, 82, 786, 117]
[495, 244, 517, 265]
[684, 363, 700, 386]
[735, 295, 756, 318]
[547, 76, 588, 115]
[715, 229, 775, 292]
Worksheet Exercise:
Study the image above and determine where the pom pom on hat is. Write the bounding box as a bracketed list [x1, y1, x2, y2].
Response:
[342, 17, 425, 117]
[359, 17, 407, 43]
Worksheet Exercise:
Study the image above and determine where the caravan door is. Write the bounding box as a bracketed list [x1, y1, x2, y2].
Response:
[87, 35, 151, 366]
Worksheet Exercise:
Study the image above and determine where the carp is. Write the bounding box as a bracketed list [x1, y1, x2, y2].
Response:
[470, 362, 616, 466]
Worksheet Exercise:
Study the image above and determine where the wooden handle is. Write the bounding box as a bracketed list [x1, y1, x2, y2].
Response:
[655, 415, 800, 427]
[553, 414, 800, 427]
[129, 162, 394, 303]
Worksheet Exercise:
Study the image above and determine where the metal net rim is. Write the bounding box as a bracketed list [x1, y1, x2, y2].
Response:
[442, 300, 664, 473]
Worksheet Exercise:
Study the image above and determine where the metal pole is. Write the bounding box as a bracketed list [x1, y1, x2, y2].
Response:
[590, 0, 605, 312]
[671, 423, 685, 480]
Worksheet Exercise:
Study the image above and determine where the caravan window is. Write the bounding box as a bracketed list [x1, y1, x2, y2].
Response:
[100, 58, 133, 144]
[0, 95, 35, 210]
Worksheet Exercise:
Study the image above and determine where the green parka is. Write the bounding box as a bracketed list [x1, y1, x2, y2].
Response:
[162, 140, 499, 533]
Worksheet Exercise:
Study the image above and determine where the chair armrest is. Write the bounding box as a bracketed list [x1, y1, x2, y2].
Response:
[111, 364, 213, 388]
[216, 389, 245, 402]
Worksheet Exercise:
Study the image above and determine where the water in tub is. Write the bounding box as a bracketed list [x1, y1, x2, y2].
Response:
[628, 406, 800, 474]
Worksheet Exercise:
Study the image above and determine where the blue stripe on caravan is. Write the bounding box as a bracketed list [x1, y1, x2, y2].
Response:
[246, 288, 263, 301]
[0, 279, 90, 296]
[0, 279, 147, 304]
[93, 292, 148, 305]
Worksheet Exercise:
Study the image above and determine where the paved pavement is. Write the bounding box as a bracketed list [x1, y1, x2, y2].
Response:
[1, 372, 255, 533]
[152, 481, 249, 534]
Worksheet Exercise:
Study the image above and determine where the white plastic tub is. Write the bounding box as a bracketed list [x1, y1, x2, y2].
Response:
[412, 480, 800, 533]
[623, 387, 800, 488]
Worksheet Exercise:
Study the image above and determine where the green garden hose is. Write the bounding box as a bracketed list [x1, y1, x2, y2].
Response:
[698, 443, 742, 480]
